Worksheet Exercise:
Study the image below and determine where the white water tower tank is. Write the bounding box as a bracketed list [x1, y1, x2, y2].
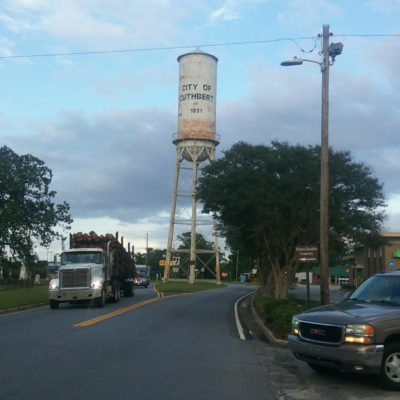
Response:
[175, 49, 218, 161]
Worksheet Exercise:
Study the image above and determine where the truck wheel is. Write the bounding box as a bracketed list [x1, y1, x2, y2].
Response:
[112, 283, 120, 303]
[96, 289, 106, 308]
[49, 300, 59, 309]
[379, 343, 400, 390]
[307, 362, 338, 375]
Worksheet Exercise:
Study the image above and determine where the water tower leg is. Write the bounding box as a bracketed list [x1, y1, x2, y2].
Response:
[214, 217, 221, 285]
[164, 150, 181, 282]
[189, 159, 198, 284]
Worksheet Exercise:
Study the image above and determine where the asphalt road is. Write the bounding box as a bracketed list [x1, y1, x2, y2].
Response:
[1, 284, 399, 400]
[0, 284, 273, 400]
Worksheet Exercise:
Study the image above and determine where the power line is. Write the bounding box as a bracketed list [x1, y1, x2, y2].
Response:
[334, 33, 400, 38]
[0, 36, 316, 59]
[0, 33, 399, 60]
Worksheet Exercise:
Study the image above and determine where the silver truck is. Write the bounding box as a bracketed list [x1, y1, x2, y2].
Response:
[49, 233, 135, 309]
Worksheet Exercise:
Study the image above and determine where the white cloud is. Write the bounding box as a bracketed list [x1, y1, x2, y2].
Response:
[209, 0, 269, 21]
[210, 0, 241, 21]
[3, 0, 189, 49]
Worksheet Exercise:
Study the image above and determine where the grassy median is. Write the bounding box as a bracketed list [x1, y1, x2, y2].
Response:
[155, 281, 227, 293]
[0, 285, 48, 311]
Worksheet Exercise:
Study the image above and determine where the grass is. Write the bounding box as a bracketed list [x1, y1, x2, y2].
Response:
[0, 285, 48, 311]
[155, 281, 227, 293]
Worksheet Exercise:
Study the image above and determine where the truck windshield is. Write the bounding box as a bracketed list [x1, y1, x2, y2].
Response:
[61, 251, 102, 265]
[349, 275, 400, 305]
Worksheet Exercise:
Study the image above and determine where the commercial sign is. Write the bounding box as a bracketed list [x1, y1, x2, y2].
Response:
[296, 246, 318, 263]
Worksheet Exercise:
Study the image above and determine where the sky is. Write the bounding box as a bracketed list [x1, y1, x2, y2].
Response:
[1, 0, 400, 260]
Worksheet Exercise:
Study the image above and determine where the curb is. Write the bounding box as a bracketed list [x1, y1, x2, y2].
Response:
[249, 292, 288, 347]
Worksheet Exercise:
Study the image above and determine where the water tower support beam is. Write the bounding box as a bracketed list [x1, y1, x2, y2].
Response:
[163, 149, 181, 282]
[189, 158, 198, 284]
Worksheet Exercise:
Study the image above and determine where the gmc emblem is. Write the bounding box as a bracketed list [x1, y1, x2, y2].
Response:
[310, 328, 326, 336]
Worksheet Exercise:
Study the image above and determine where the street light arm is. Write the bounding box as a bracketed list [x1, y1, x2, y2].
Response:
[281, 56, 323, 71]
[301, 58, 322, 66]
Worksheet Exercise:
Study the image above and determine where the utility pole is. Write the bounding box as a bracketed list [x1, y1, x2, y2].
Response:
[320, 24, 330, 305]
[280, 24, 343, 305]
[145, 233, 149, 267]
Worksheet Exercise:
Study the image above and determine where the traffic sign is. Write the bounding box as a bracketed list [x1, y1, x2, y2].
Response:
[296, 246, 318, 263]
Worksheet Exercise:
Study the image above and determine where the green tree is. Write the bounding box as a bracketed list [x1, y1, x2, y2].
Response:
[197, 141, 386, 298]
[0, 146, 73, 263]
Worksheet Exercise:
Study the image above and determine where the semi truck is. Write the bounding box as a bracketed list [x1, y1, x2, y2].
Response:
[49, 231, 135, 309]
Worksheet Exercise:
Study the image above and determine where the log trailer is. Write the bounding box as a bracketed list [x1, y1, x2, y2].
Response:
[49, 231, 135, 309]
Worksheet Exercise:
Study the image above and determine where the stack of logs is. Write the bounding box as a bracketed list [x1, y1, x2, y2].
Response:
[69, 231, 135, 278]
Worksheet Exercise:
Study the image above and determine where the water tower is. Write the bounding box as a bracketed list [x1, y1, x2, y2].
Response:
[163, 49, 220, 284]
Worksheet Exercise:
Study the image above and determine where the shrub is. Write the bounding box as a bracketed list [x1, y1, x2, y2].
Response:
[263, 298, 304, 338]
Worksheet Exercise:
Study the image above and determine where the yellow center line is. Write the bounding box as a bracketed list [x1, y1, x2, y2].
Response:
[152, 285, 162, 298]
[74, 291, 190, 327]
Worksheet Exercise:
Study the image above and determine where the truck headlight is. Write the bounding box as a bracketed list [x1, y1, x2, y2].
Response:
[345, 324, 375, 344]
[91, 280, 103, 289]
[292, 316, 300, 335]
[49, 280, 59, 290]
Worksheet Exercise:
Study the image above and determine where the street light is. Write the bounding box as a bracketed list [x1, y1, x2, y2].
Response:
[281, 24, 343, 305]
[280, 56, 322, 68]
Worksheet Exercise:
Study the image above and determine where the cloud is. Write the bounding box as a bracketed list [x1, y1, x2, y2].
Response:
[214, 54, 400, 201]
[2, 0, 190, 49]
[2, 107, 177, 224]
[367, 34, 400, 86]
[210, 0, 241, 21]
[209, 0, 269, 22]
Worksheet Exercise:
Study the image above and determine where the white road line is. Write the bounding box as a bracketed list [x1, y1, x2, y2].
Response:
[234, 289, 257, 341]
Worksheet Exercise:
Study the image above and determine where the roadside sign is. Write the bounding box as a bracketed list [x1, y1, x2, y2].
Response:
[159, 260, 174, 266]
[296, 246, 318, 263]
[173, 256, 180, 266]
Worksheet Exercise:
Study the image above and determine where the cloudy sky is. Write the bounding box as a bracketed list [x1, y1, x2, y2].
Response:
[1, 0, 400, 259]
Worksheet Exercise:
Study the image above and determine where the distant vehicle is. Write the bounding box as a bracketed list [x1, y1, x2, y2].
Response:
[134, 265, 150, 288]
[288, 270, 400, 390]
[48, 232, 135, 309]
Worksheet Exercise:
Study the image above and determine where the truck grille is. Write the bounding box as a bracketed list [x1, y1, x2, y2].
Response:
[60, 269, 90, 288]
[299, 321, 344, 344]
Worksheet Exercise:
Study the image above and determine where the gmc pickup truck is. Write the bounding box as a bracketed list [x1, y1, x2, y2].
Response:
[288, 270, 400, 390]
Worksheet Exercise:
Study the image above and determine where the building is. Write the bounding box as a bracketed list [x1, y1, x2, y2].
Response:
[311, 266, 349, 286]
[350, 232, 400, 285]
